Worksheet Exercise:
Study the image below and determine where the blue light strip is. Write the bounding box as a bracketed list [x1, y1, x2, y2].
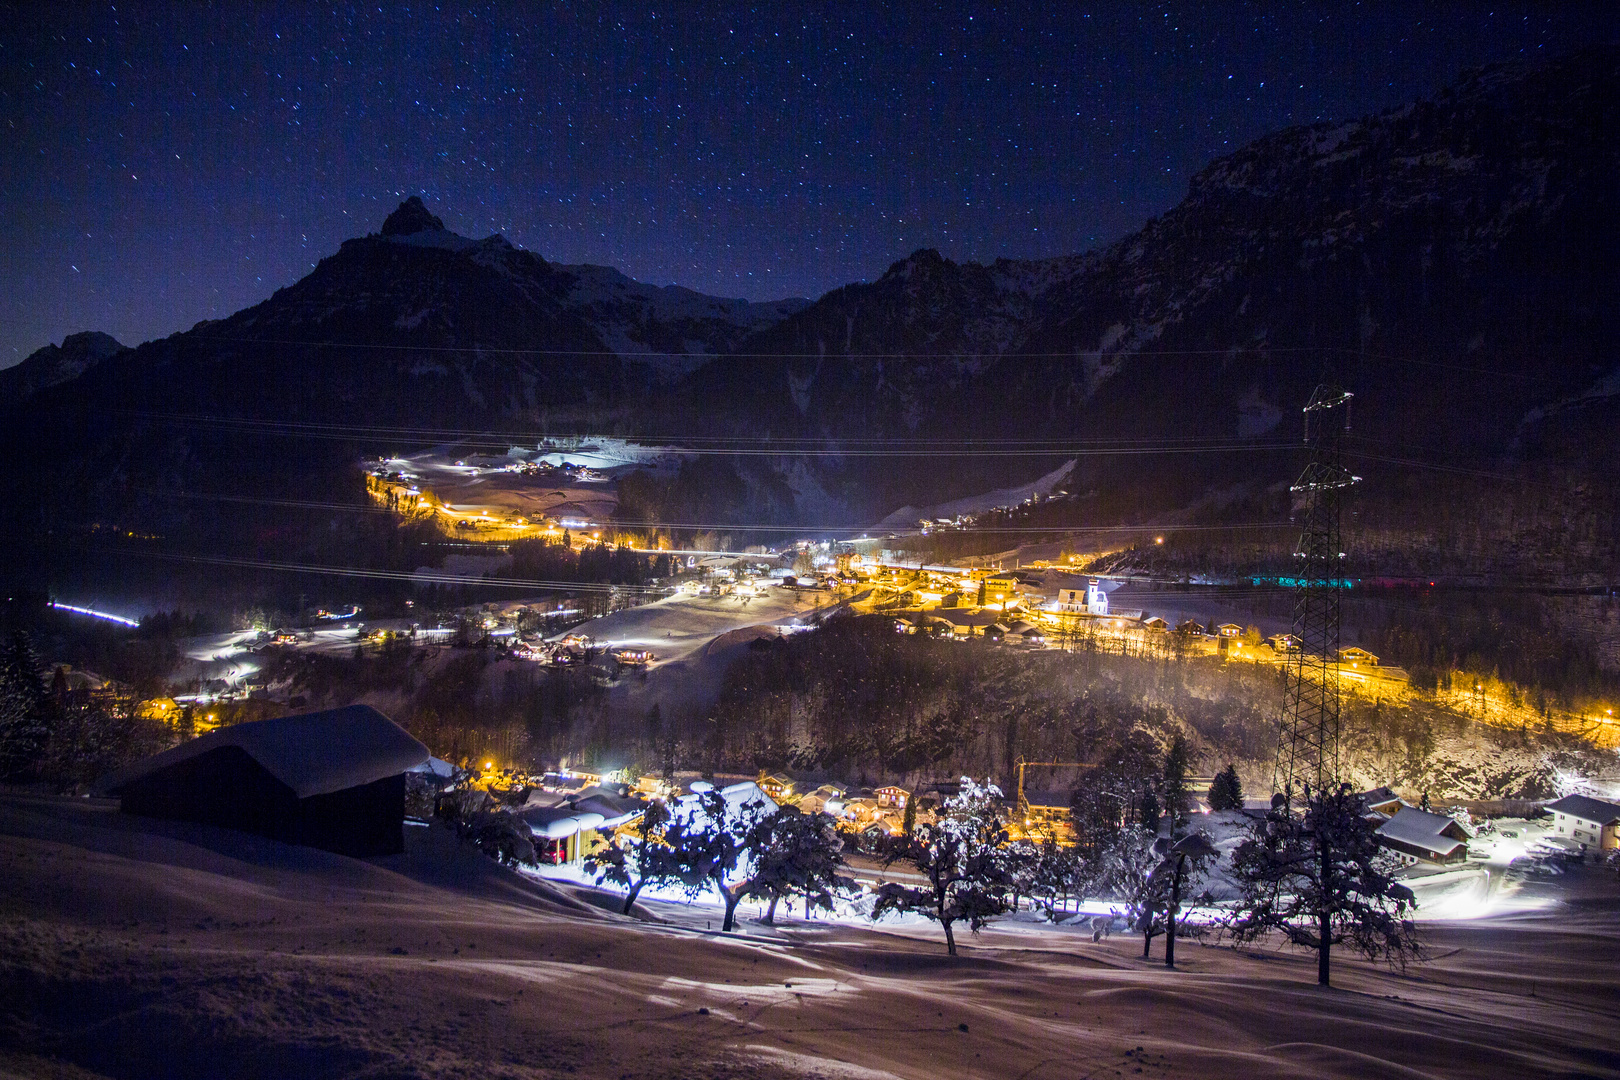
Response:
[49, 601, 140, 628]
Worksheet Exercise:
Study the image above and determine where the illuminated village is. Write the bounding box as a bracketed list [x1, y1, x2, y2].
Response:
[2, 12, 1618, 1080]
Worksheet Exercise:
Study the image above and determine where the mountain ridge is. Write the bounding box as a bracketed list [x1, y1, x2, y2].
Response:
[2, 45, 1616, 583]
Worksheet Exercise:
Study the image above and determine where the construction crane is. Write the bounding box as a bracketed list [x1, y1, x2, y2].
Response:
[1014, 759, 1099, 839]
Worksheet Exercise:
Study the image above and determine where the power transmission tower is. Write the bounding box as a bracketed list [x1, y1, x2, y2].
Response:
[1274, 384, 1359, 800]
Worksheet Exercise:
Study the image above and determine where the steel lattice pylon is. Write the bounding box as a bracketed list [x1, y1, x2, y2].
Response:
[1274, 384, 1359, 800]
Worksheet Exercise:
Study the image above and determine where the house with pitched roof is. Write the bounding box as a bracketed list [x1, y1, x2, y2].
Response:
[1375, 805, 1471, 865]
[1545, 794, 1620, 853]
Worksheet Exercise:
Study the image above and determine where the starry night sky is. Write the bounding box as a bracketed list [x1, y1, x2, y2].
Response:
[2, 2, 1613, 365]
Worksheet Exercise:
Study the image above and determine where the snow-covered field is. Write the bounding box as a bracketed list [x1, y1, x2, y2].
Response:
[877, 460, 1077, 529]
[382, 440, 678, 525]
[556, 588, 826, 666]
[4, 791, 1618, 1080]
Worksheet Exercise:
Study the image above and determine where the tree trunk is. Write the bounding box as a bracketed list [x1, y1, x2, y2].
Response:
[1165, 855, 1183, 969]
[1142, 930, 1152, 959]
[720, 883, 743, 932]
[1319, 838, 1332, 987]
[621, 880, 643, 916]
[1318, 908, 1331, 986]
[942, 918, 958, 956]
[765, 895, 780, 924]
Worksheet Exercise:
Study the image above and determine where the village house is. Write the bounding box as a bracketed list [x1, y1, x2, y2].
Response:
[875, 785, 910, 810]
[1216, 623, 1244, 638]
[1356, 786, 1406, 818]
[930, 608, 1003, 639]
[1375, 805, 1471, 865]
[521, 783, 649, 865]
[979, 573, 1021, 606]
[1338, 646, 1379, 666]
[1004, 620, 1046, 647]
[798, 784, 846, 816]
[757, 774, 795, 801]
[1544, 794, 1620, 853]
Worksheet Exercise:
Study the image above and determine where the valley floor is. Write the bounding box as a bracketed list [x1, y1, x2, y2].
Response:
[2, 793, 1618, 1079]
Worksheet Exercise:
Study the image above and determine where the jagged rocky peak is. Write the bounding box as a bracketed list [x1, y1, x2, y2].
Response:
[1, 329, 129, 402]
[57, 330, 126, 361]
[380, 196, 446, 237]
[883, 248, 951, 281]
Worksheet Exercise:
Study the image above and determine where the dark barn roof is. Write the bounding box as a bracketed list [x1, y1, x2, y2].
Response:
[100, 704, 429, 799]
[97, 705, 430, 857]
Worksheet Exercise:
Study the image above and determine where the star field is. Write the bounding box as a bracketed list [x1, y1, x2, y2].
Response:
[1, 2, 1612, 363]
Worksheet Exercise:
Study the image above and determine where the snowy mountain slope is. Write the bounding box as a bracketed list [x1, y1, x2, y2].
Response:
[674, 46, 1619, 528]
[556, 263, 808, 371]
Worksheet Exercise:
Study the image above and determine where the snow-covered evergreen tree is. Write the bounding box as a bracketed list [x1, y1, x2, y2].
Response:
[871, 778, 1014, 955]
[1223, 785, 1421, 986]
[38, 700, 172, 794]
[1162, 733, 1191, 828]
[1208, 764, 1244, 811]
[0, 631, 50, 781]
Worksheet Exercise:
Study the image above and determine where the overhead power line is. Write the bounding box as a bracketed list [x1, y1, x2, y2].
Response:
[132, 488, 1296, 534]
[103, 548, 670, 594]
[183, 335, 1545, 378]
[123, 412, 1296, 456]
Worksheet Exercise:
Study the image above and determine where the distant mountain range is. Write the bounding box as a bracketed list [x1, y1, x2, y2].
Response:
[4, 45, 1617, 581]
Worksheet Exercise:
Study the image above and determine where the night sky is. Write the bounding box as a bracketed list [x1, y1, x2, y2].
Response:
[3, 2, 1613, 365]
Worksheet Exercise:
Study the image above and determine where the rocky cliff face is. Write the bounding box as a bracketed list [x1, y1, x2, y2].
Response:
[713, 47, 1617, 431]
[676, 45, 1619, 527]
[1, 332, 127, 401]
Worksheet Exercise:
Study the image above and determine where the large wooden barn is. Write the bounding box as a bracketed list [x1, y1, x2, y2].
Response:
[98, 704, 430, 856]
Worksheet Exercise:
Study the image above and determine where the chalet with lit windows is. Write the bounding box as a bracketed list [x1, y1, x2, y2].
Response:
[1375, 805, 1471, 865]
[1216, 623, 1243, 638]
[1338, 646, 1379, 666]
[875, 786, 910, 810]
[930, 608, 1003, 638]
[1355, 786, 1405, 818]
[757, 774, 795, 801]
[1005, 620, 1045, 647]
[799, 784, 846, 815]
[1545, 794, 1620, 853]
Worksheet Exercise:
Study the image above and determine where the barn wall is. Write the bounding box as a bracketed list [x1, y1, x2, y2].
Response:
[117, 746, 407, 857]
[118, 745, 298, 836]
[297, 774, 406, 856]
